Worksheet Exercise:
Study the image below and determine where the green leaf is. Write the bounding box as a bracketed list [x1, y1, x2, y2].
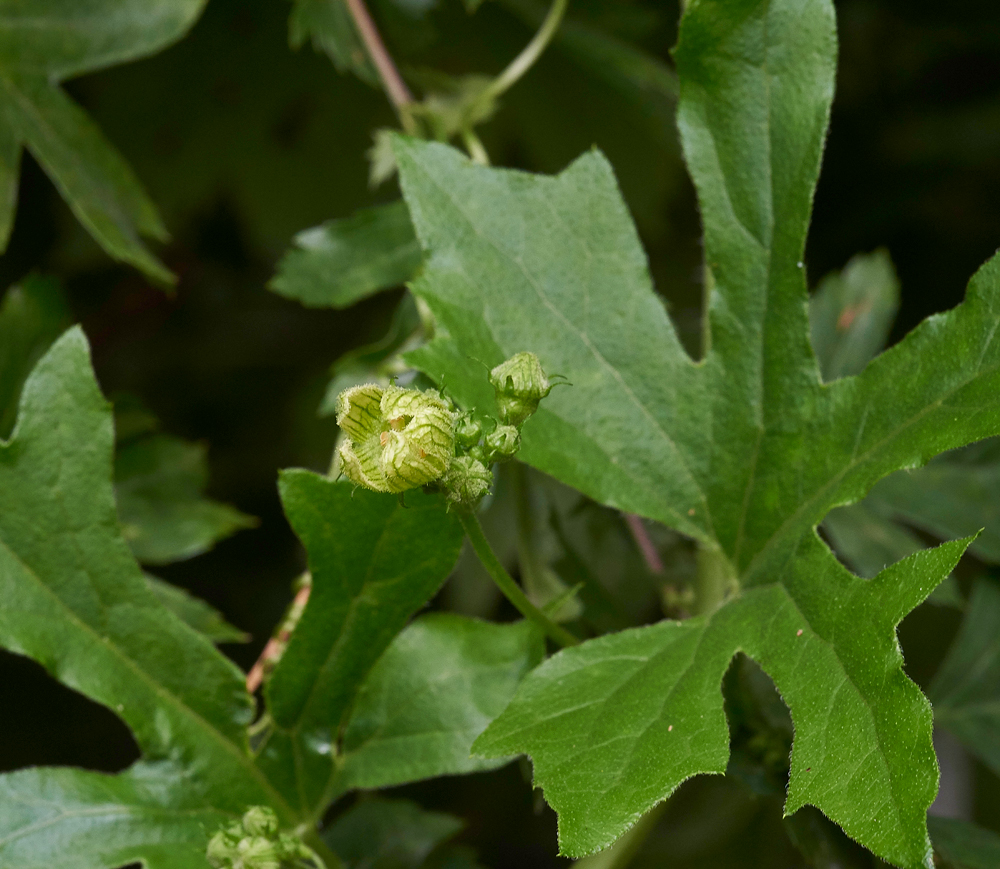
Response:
[324, 798, 463, 869]
[390, 0, 1000, 862]
[145, 574, 249, 644]
[289, 0, 379, 86]
[929, 578, 1000, 776]
[0, 763, 229, 869]
[0, 0, 208, 278]
[928, 817, 1000, 869]
[0, 329, 295, 841]
[475, 538, 968, 866]
[115, 433, 257, 565]
[271, 201, 422, 309]
[257, 474, 464, 815]
[0, 275, 71, 439]
[809, 249, 901, 381]
[334, 613, 543, 794]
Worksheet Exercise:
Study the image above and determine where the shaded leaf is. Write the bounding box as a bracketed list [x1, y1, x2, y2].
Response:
[929, 578, 1000, 776]
[289, 0, 379, 86]
[257, 475, 463, 815]
[324, 798, 462, 869]
[809, 249, 900, 381]
[0, 0, 208, 277]
[928, 816, 1000, 869]
[115, 433, 257, 565]
[0, 275, 71, 439]
[334, 613, 543, 794]
[270, 201, 422, 309]
[145, 574, 249, 645]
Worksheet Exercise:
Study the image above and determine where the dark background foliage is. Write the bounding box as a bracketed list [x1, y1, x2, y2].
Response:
[2, 0, 999, 865]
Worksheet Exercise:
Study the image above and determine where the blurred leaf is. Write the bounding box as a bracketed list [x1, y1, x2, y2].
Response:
[257, 475, 463, 814]
[0, 0, 209, 279]
[809, 249, 900, 381]
[270, 200, 421, 309]
[145, 573, 249, 644]
[0, 329, 292, 866]
[0, 763, 230, 869]
[865, 454, 1000, 565]
[290, 0, 379, 86]
[784, 805, 881, 869]
[929, 816, 1000, 869]
[114, 433, 257, 565]
[333, 613, 543, 794]
[929, 578, 1000, 777]
[324, 798, 463, 869]
[822, 502, 963, 608]
[0, 275, 71, 439]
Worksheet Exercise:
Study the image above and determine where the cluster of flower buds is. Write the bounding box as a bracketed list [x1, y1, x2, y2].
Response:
[206, 807, 322, 869]
[335, 351, 553, 509]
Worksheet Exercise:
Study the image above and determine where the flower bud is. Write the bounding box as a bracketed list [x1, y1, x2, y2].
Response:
[242, 806, 279, 838]
[336, 383, 456, 494]
[236, 836, 281, 869]
[489, 352, 551, 427]
[485, 424, 520, 459]
[454, 411, 483, 448]
[442, 456, 493, 507]
[206, 829, 238, 868]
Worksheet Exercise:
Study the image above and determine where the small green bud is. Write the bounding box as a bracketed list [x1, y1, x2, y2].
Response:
[467, 443, 487, 465]
[454, 411, 483, 448]
[236, 836, 281, 869]
[442, 456, 493, 507]
[489, 352, 551, 427]
[242, 806, 279, 838]
[206, 829, 238, 868]
[336, 383, 456, 494]
[485, 424, 520, 459]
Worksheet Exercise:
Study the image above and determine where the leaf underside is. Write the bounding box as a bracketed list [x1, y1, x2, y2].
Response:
[391, 0, 1000, 865]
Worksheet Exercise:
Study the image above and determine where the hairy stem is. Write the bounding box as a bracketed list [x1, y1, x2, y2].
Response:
[477, 0, 569, 107]
[694, 544, 734, 616]
[459, 510, 578, 647]
[343, 0, 418, 133]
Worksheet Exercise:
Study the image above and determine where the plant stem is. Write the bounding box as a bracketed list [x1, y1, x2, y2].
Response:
[458, 510, 579, 647]
[461, 127, 491, 165]
[342, 0, 418, 133]
[301, 828, 345, 869]
[623, 513, 664, 574]
[477, 0, 570, 107]
[693, 544, 734, 616]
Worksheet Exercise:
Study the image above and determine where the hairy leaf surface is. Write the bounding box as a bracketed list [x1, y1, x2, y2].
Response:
[0, 0, 208, 278]
[392, 0, 1000, 864]
[258, 474, 463, 815]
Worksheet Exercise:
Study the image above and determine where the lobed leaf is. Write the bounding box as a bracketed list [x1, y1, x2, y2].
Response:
[257, 474, 464, 815]
[270, 201, 422, 309]
[145, 574, 249, 645]
[334, 613, 544, 794]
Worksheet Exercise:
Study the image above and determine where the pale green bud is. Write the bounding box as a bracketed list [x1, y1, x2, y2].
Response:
[455, 411, 483, 448]
[336, 383, 456, 494]
[442, 456, 493, 507]
[236, 836, 281, 869]
[241, 806, 279, 838]
[489, 352, 551, 427]
[485, 424, 520, 459]
[206, 829, 238, 868]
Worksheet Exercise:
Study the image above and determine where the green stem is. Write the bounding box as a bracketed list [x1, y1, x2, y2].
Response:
[461, 127, 491, 165]
[301, 828, 345, 869]
[694, 544, 735, 616]
[458, 510, 578, 647]
[477, 0, 569, 108]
